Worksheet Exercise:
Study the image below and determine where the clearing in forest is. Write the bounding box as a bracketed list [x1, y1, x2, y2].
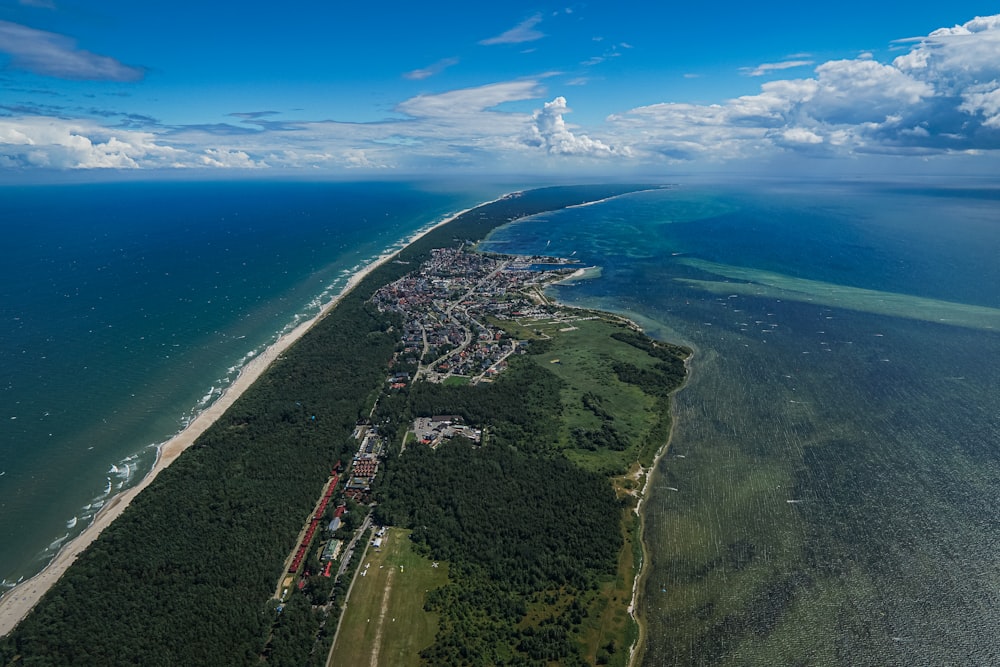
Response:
[328, 528, 448, 667]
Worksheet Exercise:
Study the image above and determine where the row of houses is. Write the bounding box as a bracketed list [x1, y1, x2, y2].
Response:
[344, 424, 384, 502]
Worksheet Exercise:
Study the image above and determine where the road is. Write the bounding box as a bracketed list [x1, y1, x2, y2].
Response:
[326, 516, 374, 667]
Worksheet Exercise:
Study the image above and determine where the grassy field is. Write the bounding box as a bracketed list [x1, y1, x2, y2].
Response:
[328, 528, 448, 667]
[520, 314, 671, 475]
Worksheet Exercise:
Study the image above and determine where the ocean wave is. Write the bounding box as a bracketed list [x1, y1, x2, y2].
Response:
[197, 386, 218, 407]
[46, 533, 70, 552]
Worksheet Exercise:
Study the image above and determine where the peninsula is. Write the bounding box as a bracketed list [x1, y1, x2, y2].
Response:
[0, 184, 687, 667]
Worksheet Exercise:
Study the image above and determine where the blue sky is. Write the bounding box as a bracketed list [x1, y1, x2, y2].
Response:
[2, 1, 1000, 177]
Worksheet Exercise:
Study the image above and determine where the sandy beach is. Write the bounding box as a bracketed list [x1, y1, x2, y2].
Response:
[0, 200, 492, 638]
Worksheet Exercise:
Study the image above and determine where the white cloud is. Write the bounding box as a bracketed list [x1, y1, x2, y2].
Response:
[608, 13, 1000, 162]
[396, 80, 541, 121]
[960, 82, 1000, 127]
[479, 14, 544, 46]
[581, 43, 629, 69]
[403, 57, 459, 81]
[159, 80, 547, 171]
[201, 148, 265, 169]
[607, 102, 772, 161]
[808, 59, 933, 124]
[0, 20, 144, 81]
[527, 96, 629, 157]
[0, 117, 183, 168]
[342, 148, 389, 169]
[741, 60, 814, 77]
[779, 128, 823, 144]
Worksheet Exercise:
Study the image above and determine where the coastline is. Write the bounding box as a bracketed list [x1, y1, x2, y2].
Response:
[0, 198, 500, 638]
[564, 185, 670, 210]
[540, 271, 692, 667]
[626, 350, 693, 667]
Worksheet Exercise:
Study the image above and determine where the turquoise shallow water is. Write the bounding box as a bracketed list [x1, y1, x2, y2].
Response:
[483, 184, 1000, 665]
[0, 180, 493, 588]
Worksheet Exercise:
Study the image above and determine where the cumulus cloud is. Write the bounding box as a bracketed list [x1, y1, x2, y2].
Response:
[609, 13, 1000, 162]
[146, 80, 547, 171]
[0, 20, 144, 81]
[479, 14, 544, 46]
[342, 148, 389, 169]
[809, 59, 933, 124]
[527, 96, 629, 157]
[960, 83, 1000, 128]
[0, 117, 183, 168]
[201, 148, 266, 169]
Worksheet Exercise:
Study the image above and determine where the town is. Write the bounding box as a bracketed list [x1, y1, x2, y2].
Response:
[372, 244, 587, 385]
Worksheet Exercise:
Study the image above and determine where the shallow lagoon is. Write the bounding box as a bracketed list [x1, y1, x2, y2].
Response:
[483, 183, 1000, 665]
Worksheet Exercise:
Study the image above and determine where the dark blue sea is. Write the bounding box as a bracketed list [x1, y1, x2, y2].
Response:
[0, 180, 493, 588]
[482, 183, 1000, 665]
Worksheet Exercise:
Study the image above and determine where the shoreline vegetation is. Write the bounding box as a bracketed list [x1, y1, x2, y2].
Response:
[534, 262, 693, 667]
[0, 183, 687, 666]
[625, 350, 693, 667]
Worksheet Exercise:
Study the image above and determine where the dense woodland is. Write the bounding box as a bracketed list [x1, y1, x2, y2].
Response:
[373, 406, 624, 665]
[368, 321, 690, 664]
[0, 184, 669, 666]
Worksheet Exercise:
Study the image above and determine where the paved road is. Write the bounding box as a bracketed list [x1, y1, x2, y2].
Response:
[336, 514, 372, 579]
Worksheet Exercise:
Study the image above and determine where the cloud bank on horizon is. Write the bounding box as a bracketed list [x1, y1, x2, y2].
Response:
[1, 7, 999, 175]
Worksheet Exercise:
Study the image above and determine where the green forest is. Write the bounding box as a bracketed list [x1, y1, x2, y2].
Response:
[0, 184, 683, 667]
[367, 312, 690, 665]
